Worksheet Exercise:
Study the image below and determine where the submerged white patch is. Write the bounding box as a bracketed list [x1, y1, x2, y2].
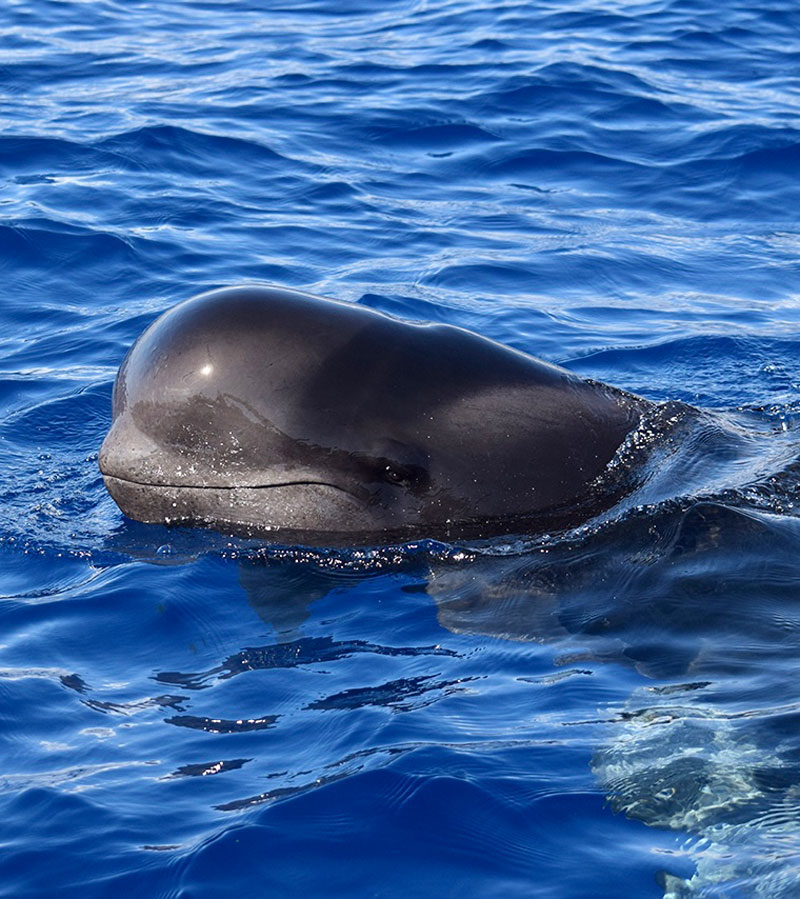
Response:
[593, 686, 800, 897]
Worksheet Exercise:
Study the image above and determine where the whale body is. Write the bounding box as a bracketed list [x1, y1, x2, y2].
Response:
[99, 285, 644, 542]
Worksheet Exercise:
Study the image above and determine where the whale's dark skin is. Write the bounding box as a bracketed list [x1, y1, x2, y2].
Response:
[99, 285, 646, 543]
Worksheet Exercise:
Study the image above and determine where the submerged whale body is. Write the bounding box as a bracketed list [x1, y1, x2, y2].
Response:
[99, 285, 645, 542]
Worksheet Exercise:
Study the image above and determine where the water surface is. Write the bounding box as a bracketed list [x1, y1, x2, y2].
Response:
[2, 1, 800, 896]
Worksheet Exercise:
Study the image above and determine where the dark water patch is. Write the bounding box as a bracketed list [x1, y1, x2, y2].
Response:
[167, 713, 279, 734]
[187, 765, 685, 896]
[155, 636, 459, 690]
[84, 694, 188, 716]
[305, 673, 474, 712]
[376, 122, 501, 154]
[568, 334, 800, 407]
[1, 381, 111, 447]
[680, 124, 800, 164]
[0, 135, 121, 176]
[483, 147, 650, 182]
[0, 221, 140, 274]
[96, 125, 295, 178]
[535, 60, 660, 101]
[59, 672, 89, 693]
[0, 545, 102, 602]
[0, 666, 89, 695]
[167, 757, 252, 778]
[423, 259, 542, 291]
[357, 290, 459, 323]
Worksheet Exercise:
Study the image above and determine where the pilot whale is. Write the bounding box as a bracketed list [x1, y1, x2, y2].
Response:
[99, 285, 646, 542]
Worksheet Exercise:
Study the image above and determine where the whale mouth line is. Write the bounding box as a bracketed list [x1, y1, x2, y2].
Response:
[101, 473, 351, 494]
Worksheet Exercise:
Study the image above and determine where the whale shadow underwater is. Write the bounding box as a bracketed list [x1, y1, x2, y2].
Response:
[139, 497, 800, 898]
[222, 498, 800, 897]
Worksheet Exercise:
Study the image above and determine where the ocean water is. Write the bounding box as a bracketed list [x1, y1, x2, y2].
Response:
[2, 0, 800, 896]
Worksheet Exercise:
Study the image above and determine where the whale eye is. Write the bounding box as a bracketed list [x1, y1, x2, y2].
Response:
[381, 461, 429, 491]
[384, 464, 405, 485]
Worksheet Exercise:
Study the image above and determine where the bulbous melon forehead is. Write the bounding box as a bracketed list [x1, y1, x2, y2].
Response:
[115, 284, 574, 439]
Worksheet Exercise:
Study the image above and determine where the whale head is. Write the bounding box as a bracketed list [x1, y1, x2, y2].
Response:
[99, 285, 641, 543]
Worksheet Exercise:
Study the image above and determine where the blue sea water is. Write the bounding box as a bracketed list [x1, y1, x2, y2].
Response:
[2, 0, 800, 896]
